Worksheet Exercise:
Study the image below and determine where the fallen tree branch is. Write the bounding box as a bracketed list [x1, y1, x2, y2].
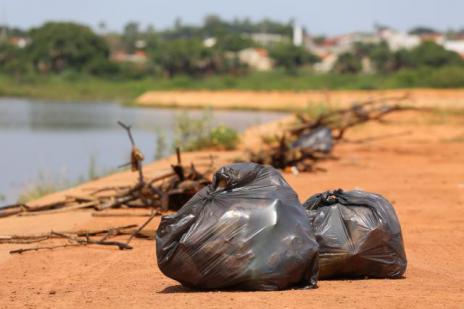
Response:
[10, 244, 82, 254]
[91, 212, 155, 218]
[0, 225, 138, 244]
[340, 130, 412, 144]
[125, 212, 157, 245]
[249, 94, 419, 172]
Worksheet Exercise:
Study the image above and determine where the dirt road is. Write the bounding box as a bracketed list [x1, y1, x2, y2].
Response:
[0, 111, 463, 308]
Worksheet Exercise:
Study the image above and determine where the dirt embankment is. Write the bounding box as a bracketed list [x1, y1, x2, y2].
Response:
[0, 110, 464, 308]
[137, 89, 464, 111]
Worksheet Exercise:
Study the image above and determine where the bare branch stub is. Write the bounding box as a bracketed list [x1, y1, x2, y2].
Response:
[119, 121, 145, 184]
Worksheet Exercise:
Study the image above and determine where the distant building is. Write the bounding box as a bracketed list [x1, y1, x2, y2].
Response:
[8, 36, 29, 48]
[238, 48, 274, 71]
[293, 24, 304, 47]
[419, 33, 445, 44]
[378, 28, 420, 51]
[248, 33, 289, 46]
[135, 39, 147, 49]
[306, 32, 380, 57]
[361, 57, 374, 74]
[111, 50, 148, 64]
[203, 37, 217, 48]
[443, 40, 464, 58]
[313, 52, 338, 73]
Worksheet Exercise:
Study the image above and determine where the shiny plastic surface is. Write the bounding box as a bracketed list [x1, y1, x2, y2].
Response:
[304, 189, 407, 279]
[291, 127, 333, 153]
[156, 163, 319, 291]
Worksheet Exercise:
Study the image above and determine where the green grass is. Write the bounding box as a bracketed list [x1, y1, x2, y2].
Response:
[16, 157, 117, 203]
[172, 109, 240, 151]
[17, 182, 64, 204]
[0, 74, 157, 102]
[1, 66, 464, 103]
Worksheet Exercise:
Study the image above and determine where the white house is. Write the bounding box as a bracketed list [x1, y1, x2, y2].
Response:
[248, 33, 289, 46]
[293, 24, 304, 47]
[238, 48, 274, 71]
[442, 40, 464, 58]
[313, 52, 338, 73]
[378, 28, 420, 51]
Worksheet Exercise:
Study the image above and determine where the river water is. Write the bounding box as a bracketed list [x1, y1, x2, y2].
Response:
[0, 98, 287, 206]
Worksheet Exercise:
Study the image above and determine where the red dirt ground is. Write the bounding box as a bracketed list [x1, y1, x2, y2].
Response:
[0, 110, 463, 308]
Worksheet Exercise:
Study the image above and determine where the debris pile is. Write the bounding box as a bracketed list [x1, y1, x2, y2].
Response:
[250, 94, 413, 172]
[0, 122, 211, 219]
[0, 121, 212, 254]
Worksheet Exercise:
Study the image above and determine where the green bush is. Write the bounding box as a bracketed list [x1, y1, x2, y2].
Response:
[173, 110, 239, 151]
[85, 58, 121, 77]
[27, 22, 110, 73]
[210, 125, 240, 150]
[270, 43, 320, 73]
[333, 53, 363, 74]
[426, 66, 464, 88]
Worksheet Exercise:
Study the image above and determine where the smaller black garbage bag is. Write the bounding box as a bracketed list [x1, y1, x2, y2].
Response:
[291, 127, 333, 153]
[156, 163, 319, 291]
[303, 189, 407, 279]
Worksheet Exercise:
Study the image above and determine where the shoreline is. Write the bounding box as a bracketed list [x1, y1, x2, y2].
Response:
[2, 87, 464, 112]
[1, 71, 464, 109]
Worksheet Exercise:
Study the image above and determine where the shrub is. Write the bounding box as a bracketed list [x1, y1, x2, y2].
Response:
[173, 110, 239, 151]
[210, 125, 239, 150]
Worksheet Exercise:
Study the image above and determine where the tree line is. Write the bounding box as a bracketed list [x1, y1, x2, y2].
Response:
[333, 41, 464, 74]
[0, 17, 463, 80]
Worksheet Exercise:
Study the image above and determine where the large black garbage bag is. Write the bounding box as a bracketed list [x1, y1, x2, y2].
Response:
[291, 127, 333, 153]
[303, 189, 407, 279]
[156, 163, 319, 291]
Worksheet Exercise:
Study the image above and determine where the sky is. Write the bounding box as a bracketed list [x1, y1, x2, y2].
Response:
[0, 0, 463, 35]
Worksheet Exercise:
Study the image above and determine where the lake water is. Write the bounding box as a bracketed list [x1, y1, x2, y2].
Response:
[0, 98, 287, 206]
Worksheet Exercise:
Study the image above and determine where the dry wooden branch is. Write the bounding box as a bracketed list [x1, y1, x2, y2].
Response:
[6, 224, 147, 254]
[118, 121, 145, 184]
[340, 131, 413, 144]
[125, 212, 157, 245]
[91, 212, 155, 218]
[0, 225, 138, 244]
[10, 238, 132, 254]
[1, 122, 211, 221]
[18, 201, 97, 216]
[52, 231, 133, 250]
[249, 94, 417, 172]
[10, 244, 82, 254]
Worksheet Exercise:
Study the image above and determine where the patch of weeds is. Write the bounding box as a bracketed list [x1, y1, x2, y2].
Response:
[174, 109, 213, 151]
[18, 158, 114, 203]
[302, 102, 334, 121]
[260, 134, 280, 146]
[210, 125, 239, 150]
[173, 109, 240, 151]
[86, 155, 99, 180]
[155, 129, 168, 160]
[18, 172, 72, 203]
